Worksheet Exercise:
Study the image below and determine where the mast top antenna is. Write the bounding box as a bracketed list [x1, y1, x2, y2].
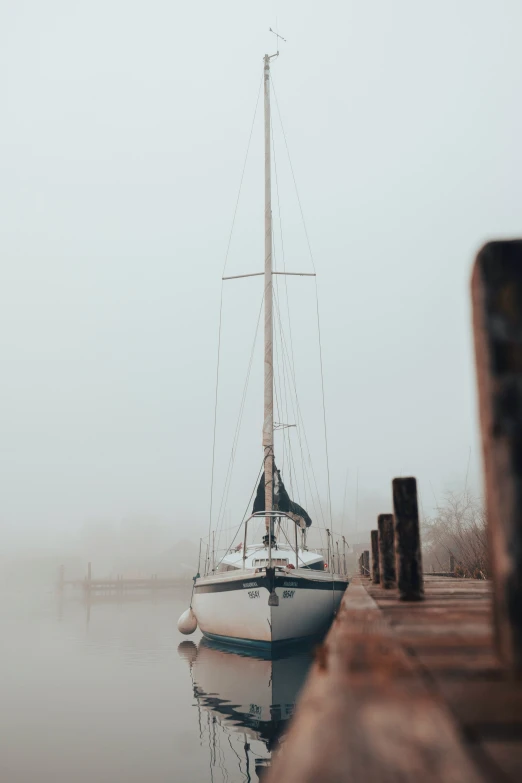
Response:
[269, 27, 287, 55]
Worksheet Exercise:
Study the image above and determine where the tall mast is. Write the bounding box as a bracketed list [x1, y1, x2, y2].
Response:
[263, 53, 274, 533]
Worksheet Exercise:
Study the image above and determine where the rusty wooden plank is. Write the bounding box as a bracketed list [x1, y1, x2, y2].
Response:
[265, 578, 488, 783]
[370, 530, 380, 584]
[393, 477, 424, 601]
[435, 681, 522, 728]
[480, 741, 522, 783]
[378, 514, 396, 589]
[472, 239, 522, 673]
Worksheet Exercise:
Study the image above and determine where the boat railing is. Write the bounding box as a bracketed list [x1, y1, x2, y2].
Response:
[200, 516, 351, 577]
[242, 512, 351, 576]
[243, 511, 300, 570]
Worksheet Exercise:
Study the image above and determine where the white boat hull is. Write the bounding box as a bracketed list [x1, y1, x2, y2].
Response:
[192, 569, 347, 648]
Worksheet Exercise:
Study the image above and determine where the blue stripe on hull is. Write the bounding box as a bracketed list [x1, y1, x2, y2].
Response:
[201, 629, 325, 654]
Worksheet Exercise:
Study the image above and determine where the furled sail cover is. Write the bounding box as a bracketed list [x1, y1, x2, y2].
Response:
[252, 463, 312, 528]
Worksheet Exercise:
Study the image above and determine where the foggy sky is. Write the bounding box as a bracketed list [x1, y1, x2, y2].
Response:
[1, 1, 521, 553]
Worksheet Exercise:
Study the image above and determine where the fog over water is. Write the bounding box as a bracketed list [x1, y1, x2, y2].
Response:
[2, 1, 522, 564]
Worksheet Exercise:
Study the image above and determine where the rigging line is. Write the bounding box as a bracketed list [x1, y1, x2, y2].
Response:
[271, 233, 293, 492]
[216, 289, 263, 525]
[271, 278, 285, 477]
[215, 376, 258, 553]
[207, 286, 223, 569]
[272, 326, 285, 468]
[271, 108, 299, 499]
[315, 277, 334, 529]
[272, 292, 325, 551]
[271, 77, 316, 273]
[355, 468, 359, 541]
[270, 93, 326, 550]
[270, 268, 325, 524]
[271, 92, 299, 410]
[271, 76, 333, 530]
[342, 468, 349, 535]
[215, 291, 265, 551]
[222, 73, 263, 279]
[272, 290, 307, 486]
[279, 335, 299, 500]
[276, 301, 320, 556]
[271, 212, 285, 475]
[226, 735, 244, 778]
[215, 320, 262, 557]
[272, 287, 326, 526]
[279, 523, 311, 569]
[272, 265, 298, 500]
[214, 459, 264, 572]
[207, 73, 263, 554]
[279, 338, 298, 500]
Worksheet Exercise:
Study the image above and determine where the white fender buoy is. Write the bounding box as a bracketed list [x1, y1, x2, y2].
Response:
[177, 608, 197, 635]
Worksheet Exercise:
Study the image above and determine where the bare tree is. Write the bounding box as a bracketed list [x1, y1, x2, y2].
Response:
[422, 490, 488, 578]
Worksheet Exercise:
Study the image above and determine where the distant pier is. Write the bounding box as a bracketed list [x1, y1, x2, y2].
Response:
[58, 562, 189, 595]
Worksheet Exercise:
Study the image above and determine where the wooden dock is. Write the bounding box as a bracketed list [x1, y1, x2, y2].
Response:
[58, 563, 189, 595]
[265, 240, 522, 782]
[266, 574, 519, 782]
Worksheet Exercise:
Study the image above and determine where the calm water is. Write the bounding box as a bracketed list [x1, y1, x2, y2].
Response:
[0, 587, 313, 782]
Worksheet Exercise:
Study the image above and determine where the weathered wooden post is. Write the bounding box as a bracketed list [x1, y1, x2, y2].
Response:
[85, 561, 92, 595]
[370, 530, 380, 584]
[472, 239, 522, 672]
[378, 514, 396, 589]
[358, 553, 363, 575]
[363, 550, 370, 577]
[392, 478, 424, 601]
[450, 554, 455, 574]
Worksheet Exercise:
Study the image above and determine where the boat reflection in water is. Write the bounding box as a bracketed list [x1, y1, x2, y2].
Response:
[178, 637, 314, 780]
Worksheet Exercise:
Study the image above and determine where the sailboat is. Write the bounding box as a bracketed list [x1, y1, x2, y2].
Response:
[180, 50, 348, 649]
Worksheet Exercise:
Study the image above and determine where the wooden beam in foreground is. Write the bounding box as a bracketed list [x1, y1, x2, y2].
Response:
[472, 239, 522, 673]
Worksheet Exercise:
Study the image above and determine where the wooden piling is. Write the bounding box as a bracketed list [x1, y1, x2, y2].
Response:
[84, 561, 92, 594]
[472, 239, 522, 672]
[392, 477, 424, 601]
[363, 550, 370, 577]
[371, 530, 380, 584]
[378, 514, 396, 589]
